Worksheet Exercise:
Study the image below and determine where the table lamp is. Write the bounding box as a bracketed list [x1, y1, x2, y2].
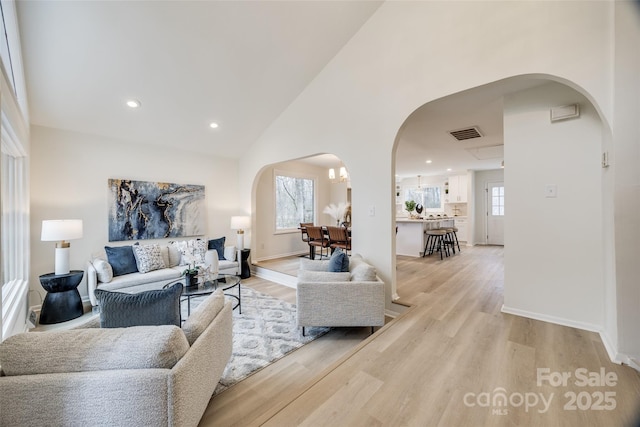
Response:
[230, 216, 250, 250]
[41, 219, 83, 275]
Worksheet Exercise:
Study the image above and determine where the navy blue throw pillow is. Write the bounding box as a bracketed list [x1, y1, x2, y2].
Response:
[105, 246, 138, 276]
[94, 282, 183, 328]
[328, 248, 349, 272]
[207, 237, 226, 260]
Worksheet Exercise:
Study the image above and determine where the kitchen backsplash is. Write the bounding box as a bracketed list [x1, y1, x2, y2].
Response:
[444, 203, 468, 217]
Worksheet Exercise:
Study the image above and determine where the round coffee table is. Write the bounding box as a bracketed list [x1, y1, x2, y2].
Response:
[172, 274, 241, 316]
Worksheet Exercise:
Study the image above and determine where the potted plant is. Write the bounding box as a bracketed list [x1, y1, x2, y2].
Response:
[405, 200, 417, 217]
[183, 264, 199, 287]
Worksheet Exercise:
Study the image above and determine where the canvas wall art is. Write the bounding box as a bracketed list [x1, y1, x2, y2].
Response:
[108, 179, 205, 241]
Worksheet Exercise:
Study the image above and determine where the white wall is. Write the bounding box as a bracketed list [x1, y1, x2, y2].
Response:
[238, 1, 615, 313]
[503, 82, 604, 330]
[253, 160, 339, 261]
[29, 126, 240, 302]
[612, 1, 640, 365]
[473, 169, 504, 244]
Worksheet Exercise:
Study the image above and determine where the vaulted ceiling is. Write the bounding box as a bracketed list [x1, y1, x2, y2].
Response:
[17, 0, 382, 158]
[17, 1, 544, 175]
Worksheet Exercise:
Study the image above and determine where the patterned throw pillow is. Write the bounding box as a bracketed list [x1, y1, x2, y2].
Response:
[171, 239, 207, 266]
[132, 244, 166, 273]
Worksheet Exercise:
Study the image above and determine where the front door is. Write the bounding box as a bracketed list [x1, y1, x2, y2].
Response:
[487, 182, 504, 245]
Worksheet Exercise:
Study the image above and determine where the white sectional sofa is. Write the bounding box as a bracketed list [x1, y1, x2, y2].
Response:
[87, 241, 240, 306]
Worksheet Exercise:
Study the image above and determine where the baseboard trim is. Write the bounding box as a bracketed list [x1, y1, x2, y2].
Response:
[501, 304, 601, 334]
[254, 251, 307, 263]
[500, 304, 634, 367]
[253, 266, 297, 288]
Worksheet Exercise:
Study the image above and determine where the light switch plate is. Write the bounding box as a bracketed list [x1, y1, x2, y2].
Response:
[368, 205, 376, 216]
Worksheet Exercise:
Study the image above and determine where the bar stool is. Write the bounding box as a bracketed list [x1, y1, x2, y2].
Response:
[450, 226, 461, 253]
[442, 227, 458, 255]
[423, 229, 449, 260]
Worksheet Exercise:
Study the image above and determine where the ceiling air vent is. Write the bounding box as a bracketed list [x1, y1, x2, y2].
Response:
[448, 126, 483, 141]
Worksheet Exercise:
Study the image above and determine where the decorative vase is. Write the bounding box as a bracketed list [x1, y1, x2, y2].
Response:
[186, 272, 198, 288]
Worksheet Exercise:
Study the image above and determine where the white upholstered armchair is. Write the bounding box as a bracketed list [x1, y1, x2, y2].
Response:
[296, 255, 385, 335]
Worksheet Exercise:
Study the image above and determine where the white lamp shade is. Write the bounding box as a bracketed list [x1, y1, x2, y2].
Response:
[41, 219, 83, 241]
[230, 216, 251, 230]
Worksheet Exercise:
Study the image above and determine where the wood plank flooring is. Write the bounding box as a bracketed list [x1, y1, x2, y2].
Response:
[201, 246, 640, 426]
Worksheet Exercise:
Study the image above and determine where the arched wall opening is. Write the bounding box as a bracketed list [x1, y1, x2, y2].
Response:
[391, 75, 613, 348]
[249, 154, 351, 265]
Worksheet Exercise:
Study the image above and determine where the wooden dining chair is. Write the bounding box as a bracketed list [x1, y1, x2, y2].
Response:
[299, 222, 313, 243]
[306, 225, 330, 259]
[326, 225, 351, 254]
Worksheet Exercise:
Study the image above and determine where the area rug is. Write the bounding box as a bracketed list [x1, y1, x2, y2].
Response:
[183, 285, 329, 395]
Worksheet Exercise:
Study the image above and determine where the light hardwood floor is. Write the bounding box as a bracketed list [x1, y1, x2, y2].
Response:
[201, 247, 640, 426]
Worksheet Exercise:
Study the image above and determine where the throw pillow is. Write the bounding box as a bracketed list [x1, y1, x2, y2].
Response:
[192, 239, 207, 264]
[160, 245, 170, 268]
[298, 270, 351, 282]
[92, 258, 113, 283]
[172, 239, 207, 265]
[104, 246, 138, 277]
[94, 282, 183, 328]
[350, 263, 377, 282]
[132, 243, 166, 273]
[167, 243, 181, 267]
[182, 289, 225, 345]
[328, 248, 349, 272]
[208, 237, 226, 260]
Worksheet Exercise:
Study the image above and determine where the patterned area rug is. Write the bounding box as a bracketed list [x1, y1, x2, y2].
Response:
[183, 285, 328, 395]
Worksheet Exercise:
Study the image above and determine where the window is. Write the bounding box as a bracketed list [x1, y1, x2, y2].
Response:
[491, 186, 505, 216]
[405, 185, 442, 212]
[274, 172, 315, 231]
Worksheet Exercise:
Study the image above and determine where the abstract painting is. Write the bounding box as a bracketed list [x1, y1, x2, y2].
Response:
[108, 179, 205, 241]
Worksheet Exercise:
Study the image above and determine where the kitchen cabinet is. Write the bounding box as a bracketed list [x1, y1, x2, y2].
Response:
[454, 217, 467, 242]
[445, 175, 468, 203]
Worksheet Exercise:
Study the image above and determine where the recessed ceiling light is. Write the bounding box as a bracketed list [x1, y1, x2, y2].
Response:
[446, 168, 452, 172]
[209, 122, 219, 129]
[426, 160, 432, 164]
[126, 99, 141, 108]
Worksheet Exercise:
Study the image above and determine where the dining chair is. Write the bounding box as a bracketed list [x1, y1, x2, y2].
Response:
[326, 225, 351, 254]
[299, 222, 313, 243]
[306, 225, 331, 260]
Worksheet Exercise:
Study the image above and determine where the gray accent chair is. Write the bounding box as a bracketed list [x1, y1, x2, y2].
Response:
[296, 254, 385, 335]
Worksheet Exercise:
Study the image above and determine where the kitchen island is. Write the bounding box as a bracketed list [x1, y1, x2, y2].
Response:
[396, 218, 456, 257]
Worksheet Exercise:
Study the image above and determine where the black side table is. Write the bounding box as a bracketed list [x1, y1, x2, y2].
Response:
[39, 270, 84, 324]
[240, 249, 251, 279]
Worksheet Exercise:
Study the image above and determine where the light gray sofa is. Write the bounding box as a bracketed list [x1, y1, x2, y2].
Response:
[0, 290, 233, 427]
[296, 254, 385, 334]
[87, 243, 240, 306]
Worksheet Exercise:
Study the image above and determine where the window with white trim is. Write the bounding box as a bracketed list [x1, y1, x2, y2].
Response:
[491, 186, 505, 216]
[274, 172, 315, 231]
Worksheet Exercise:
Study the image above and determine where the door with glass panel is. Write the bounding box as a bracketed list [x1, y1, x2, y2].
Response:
[487, 182, 504, 245]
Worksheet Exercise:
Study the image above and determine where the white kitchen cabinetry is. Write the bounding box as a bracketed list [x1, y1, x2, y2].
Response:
[454, 217, 467, 242]
[445, 175, 468, 203]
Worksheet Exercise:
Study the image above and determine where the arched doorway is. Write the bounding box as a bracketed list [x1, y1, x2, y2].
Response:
[392, 76, 610, 333]
[249, 154, 351, 276]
